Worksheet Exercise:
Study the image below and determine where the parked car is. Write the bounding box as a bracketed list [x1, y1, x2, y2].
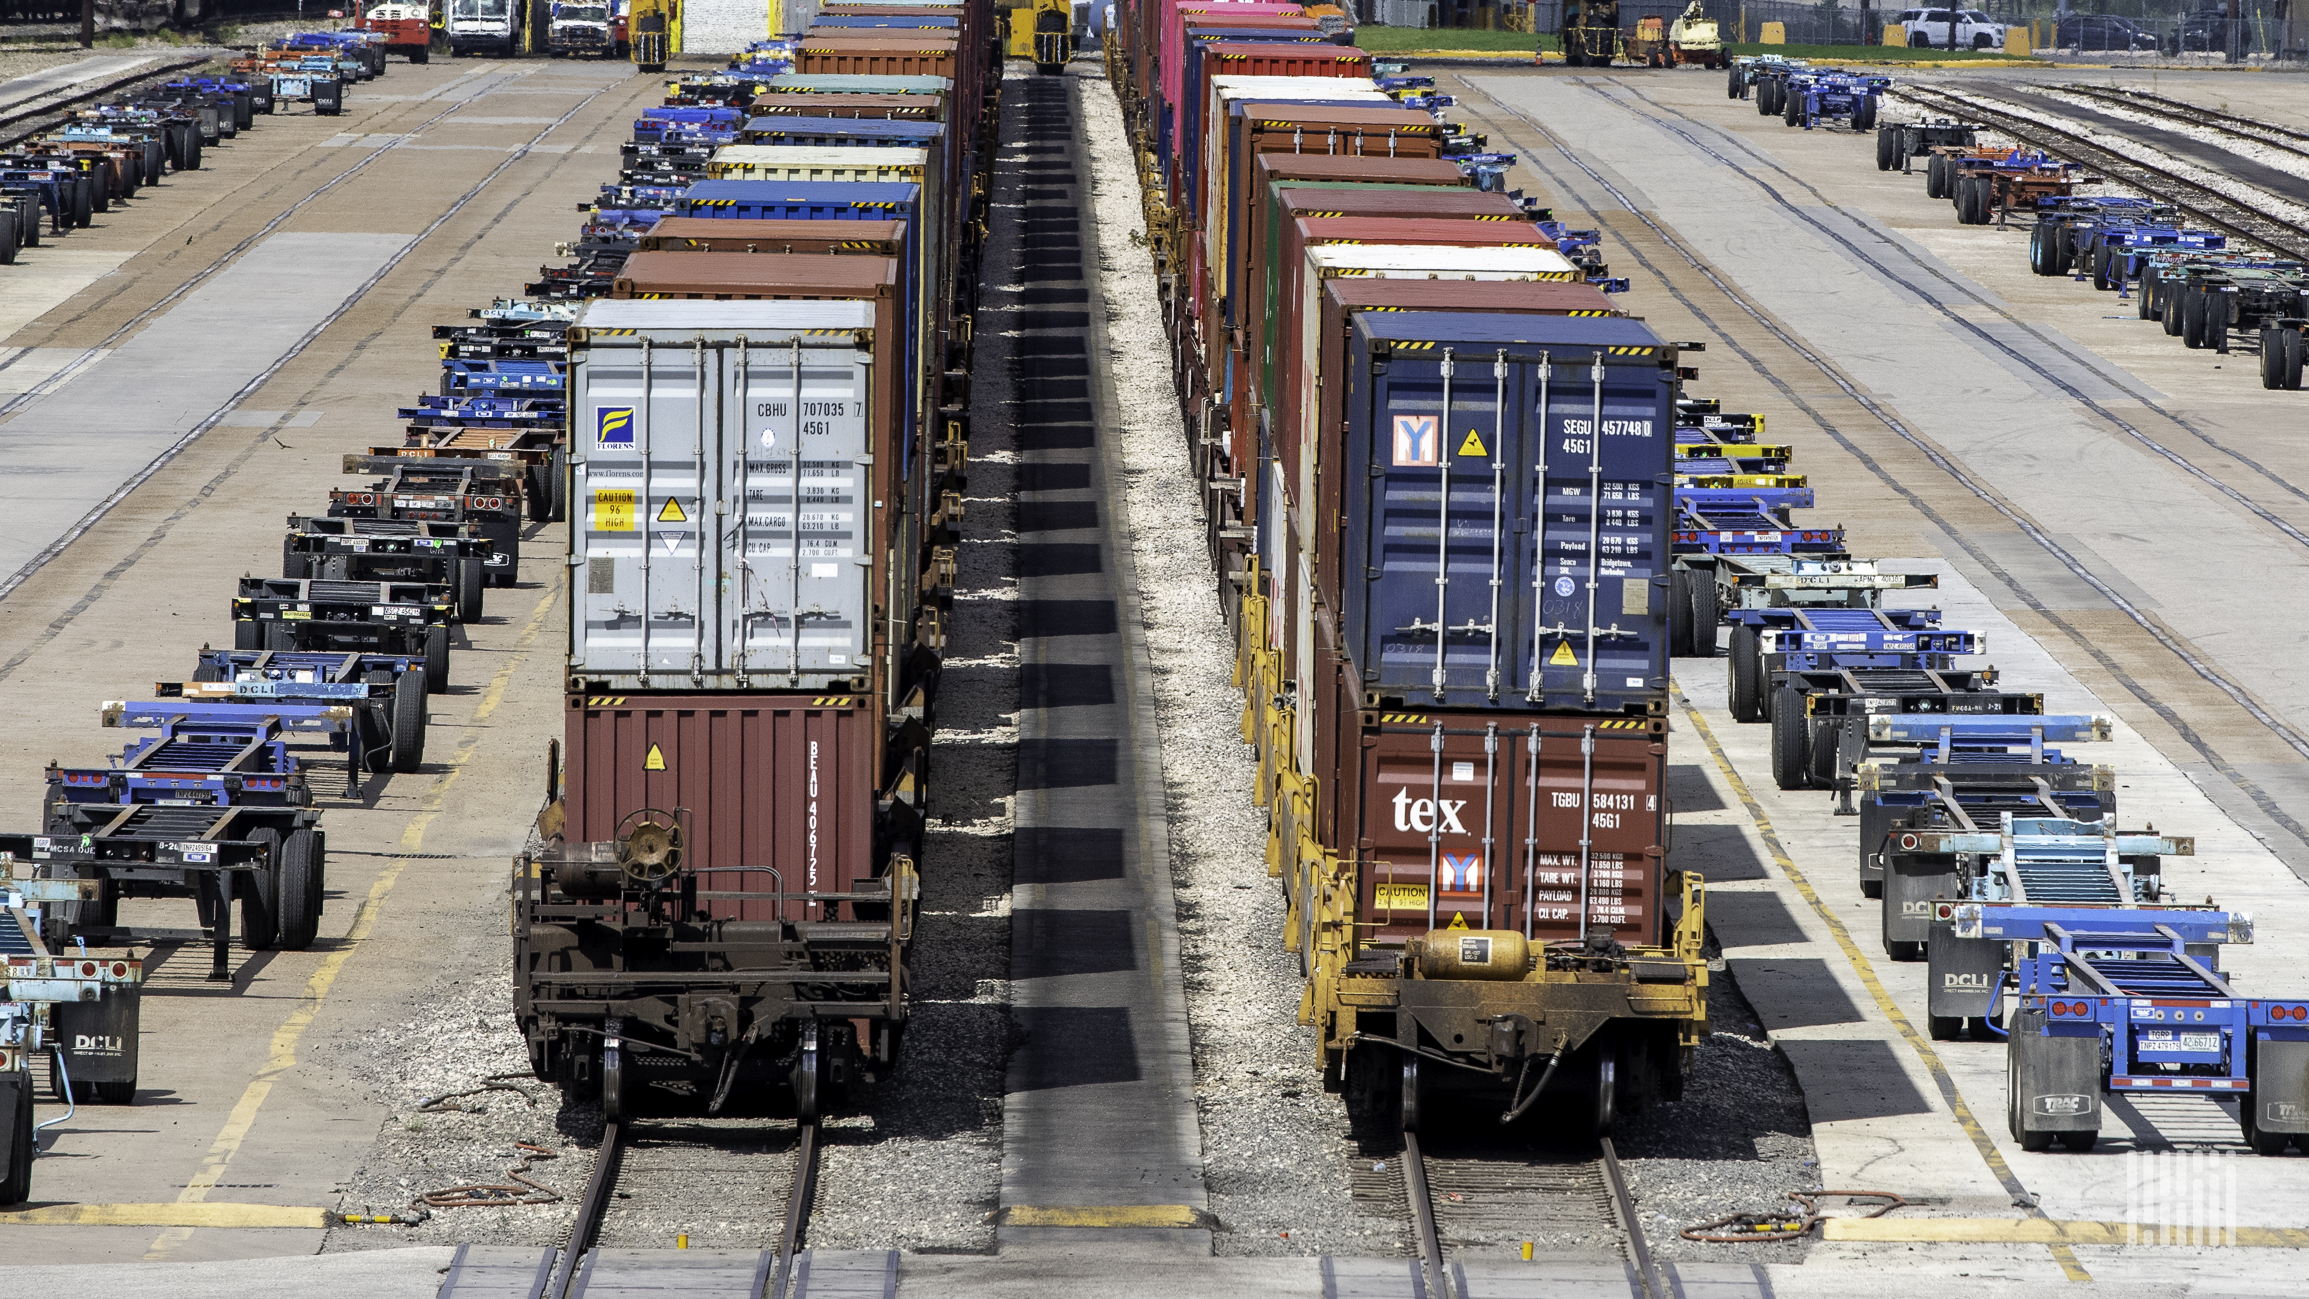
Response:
[2053, 13, 2159, 51]
[1897, 7, 2007, 49]
[2170, 8, 2236, 52]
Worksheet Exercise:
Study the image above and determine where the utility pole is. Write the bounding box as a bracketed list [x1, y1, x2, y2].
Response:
[2227, 0, 2242, 61]
[80, 0, 93, 49]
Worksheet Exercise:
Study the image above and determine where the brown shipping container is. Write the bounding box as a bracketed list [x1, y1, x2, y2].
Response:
[1319, 684, 1668, 950]
[1198, 107, 1447, 411]
[563, 694, 883, 924]
[1234, 200, 1534, 466]
[796, 36, 959, 80]
[747, 93, 944, 121]
[635, 216, 908, 255]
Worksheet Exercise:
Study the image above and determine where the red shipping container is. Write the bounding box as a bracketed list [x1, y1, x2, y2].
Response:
[1315, 678, 1669, 950]
[562, 694, 885, 924]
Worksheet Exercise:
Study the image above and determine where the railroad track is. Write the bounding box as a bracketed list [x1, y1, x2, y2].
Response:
[0, 52, 218, 146]
[1370, 1132, 1662, 1299]
[545, 1117, 821, 1299]
[1893, 85, 2309, 262]
[2052, 83, 2309, 163]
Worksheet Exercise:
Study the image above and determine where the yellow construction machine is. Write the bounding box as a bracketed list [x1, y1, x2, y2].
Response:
[630, 0, 672, 71]
[1008, 0, 1072, 74]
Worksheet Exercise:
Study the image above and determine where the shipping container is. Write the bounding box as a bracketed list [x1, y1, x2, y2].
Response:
[796, 36, 959, 81]
[1184, 70, 1383, 229]
[1243, 187, 1524, 418]
[707, 144, 928, 185]
[1154, 2, 1311, 157]
[559, 693, 887, 922]
[1324, 702, 1668, 947]
[1168, 23, 1331, 178]
[762, 73, 955, 95]
[635, 216, 909, 254]
[747, 93, 944, 120]
[566, 300, 907, 698]
[1335, 311, 1677, 715]
[1200, 105, 1448, 401]
[737, 116, 944, 150]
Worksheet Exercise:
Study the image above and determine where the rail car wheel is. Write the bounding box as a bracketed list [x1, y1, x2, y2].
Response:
[792, 1022, 823, 1124]
[1728, 626, 1763, 722]
[1592, 1050, 1617, 1137]
[0, 1079, 30, 1206]
[603, 1026, 631, 1123]
[1400, 1054, 1423, 1135]
[241, 827, 284, 950]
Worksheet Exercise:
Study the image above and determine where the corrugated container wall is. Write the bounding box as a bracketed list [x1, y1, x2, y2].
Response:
[567, 300, 899, 696]
[1338, 313, 1679, 715]
[562, 694, 881, 924]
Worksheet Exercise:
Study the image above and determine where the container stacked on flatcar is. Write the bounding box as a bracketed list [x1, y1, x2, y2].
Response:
[512, 6, 1001, 1124]
[1109, 3, 1708, 1136]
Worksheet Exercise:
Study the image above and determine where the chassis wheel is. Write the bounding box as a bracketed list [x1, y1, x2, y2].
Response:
[391, 670, 428, 773]
[424, 625, 450, 693]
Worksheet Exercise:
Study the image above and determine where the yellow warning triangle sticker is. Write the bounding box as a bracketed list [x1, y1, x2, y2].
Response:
[1548, 641, 1579, 667]
[657, 498, 688, 523]
[1457, 429, 1487, 458]
[644, 744, 667, 772]
[1446, 912, 1470, 930]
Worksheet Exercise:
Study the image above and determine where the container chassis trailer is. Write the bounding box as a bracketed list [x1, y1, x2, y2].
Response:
[231, 575, 454, 692]
[1, 888, 144, 1203]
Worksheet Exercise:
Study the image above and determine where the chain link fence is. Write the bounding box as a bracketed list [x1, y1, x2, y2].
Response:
[1355, 0, 2308, 59]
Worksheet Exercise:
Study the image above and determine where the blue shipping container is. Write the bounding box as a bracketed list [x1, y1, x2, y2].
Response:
[1341, 312, 1677, 714]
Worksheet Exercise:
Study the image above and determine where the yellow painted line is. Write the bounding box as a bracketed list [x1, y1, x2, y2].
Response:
[1824, 1217, 2309, 1248]
[1000, 1205, 1212, 1229]
[1673, 685, 2091, 1283]
[144, 575, 566, 1259]
[4, 1203, 331, 1229]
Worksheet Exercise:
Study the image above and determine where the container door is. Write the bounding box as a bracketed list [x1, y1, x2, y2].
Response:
[730, 339, 875, 682]
[576, 338, 721, 679]
[1529, 351, 1670, 711]
[1348, 346, 1524, 707]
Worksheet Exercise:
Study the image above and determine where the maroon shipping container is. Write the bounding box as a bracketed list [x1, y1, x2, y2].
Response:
[1314, 672, 1669, 949]
[1237, 187, 1525, 420]
[747, 93, 943, 120]
[634, 216, 908, 254]
[797, 35, 960, 80]
[1235, 206, 1545, 474]
[562, 694, 884, 924]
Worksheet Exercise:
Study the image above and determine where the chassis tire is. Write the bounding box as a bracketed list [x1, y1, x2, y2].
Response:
[550, 446, 569, 522]
[1729, 625, 1764, 722]
[263, 621, 297, 651]
[1686, 566, 1717, 657]
[1771, 687, 1811, 790]
[1808, 720, 1840, 788]
[2283, 325, 2305, 390]
[192, 662, 223, 682]
[235, 620, 262, 650]
[526, 463, 551, 524]
[282, 536, 308, 580]
[241, 826, 283, 951]
[424, 625, 450, 693]
[92, 1078, 137, 1105]
[1728, 64, 1742, 100]
[1855, 96, 1876, 132]
[391, 670, 427, 772]
[2245, 1095, 2294, 1155]
[2265, 328, 2287, 390]
[2139, 271, 2160, 319]
[1783, 92, 1801, 127]
[1877, 126, 1899, 171]
[2092, 243, 2114, 291]
[2165, 283, 2189, 336]
[0, 1079, 30, 1206]
[1668, 569, 1694, 657]
[456, 558, 485, 625]
[274, 828, 321, 951]
[1927, 153, 1948, 199]
[1930, 1014, 1962, 1041]
[2183, 287, 2209, 349]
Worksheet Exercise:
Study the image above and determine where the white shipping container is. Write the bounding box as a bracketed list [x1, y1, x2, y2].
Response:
[568, 300, 891, 692]
[1199, 76, 1389, 267]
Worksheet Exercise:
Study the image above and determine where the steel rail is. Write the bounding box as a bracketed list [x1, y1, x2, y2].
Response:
[1599, 1137, 1663, 1299]
[0, 53, 217, 146]
[1401, 1131, 1453, 1299]
[770, 1121, 822, 1299]
[548, 1117, 625, 1299]
[2053, 84, 2309, 159]
[1894, 86, 2309, 262]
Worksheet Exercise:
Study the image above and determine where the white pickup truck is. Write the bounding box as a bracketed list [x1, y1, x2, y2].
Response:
[550, 1, 616, 57]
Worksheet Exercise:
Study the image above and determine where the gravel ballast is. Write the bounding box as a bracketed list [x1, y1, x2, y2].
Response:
[1071, 65, 1822, 1265]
